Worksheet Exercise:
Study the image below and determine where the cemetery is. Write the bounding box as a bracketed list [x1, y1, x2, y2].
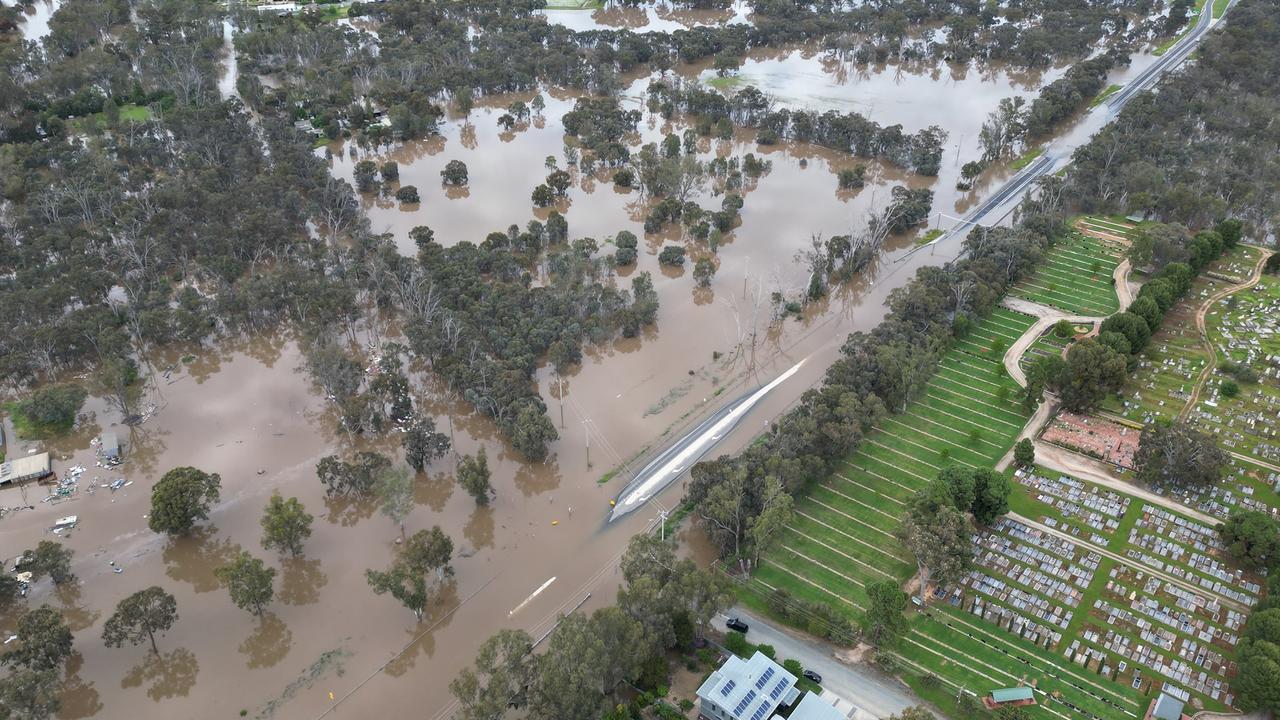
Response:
[1009, 223, 1126, 316]
[1194, 271, 1280, 462]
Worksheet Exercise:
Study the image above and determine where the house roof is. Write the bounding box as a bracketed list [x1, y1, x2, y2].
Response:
[990, 687, 1035, 703]
[0, 452, 52, 485]
[1152, 693, 1185, 720]
[786, 692, 847, 720]
[697, 651, 799, 720]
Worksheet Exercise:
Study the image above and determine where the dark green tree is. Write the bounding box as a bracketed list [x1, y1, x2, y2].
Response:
[366, 527, 454, 620]
[102, 586, 178, 654]
[441, 159, 469, 186]
[860, 580, 909, 649]
[1013, 438, 1035, 467]
[1218, 511, 1280, 573]
[260, 494, 313, 557]
[1, 607, 72, 672]
[457, 447, 493, 505]
[1135, 421, 1228, 491]
[148, 467, 221, 535]
[449, 629, 534, 720]
[216, 552, 276, 617]
[26, 541, 75, 586]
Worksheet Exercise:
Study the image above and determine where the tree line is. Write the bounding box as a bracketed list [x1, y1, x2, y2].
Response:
[1065, 0, 1280, 238]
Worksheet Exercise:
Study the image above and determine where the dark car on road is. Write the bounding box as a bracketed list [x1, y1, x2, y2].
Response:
[725, 617, 749, 633]
[802, 669, 822, 684]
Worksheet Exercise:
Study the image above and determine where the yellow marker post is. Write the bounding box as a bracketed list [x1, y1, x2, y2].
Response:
[328, 692, 334, 700]
[552, 520, 559, 526]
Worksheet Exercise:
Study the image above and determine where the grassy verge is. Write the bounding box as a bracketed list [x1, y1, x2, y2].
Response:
[1090, 84, 1122, 107]
[706, 75, 744, 90]
[917, 228, 943, 245]
[1010, 146, 1043, 171]
[1153, 0, 1207, 56]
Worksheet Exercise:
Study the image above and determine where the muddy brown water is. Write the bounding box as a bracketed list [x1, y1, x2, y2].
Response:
[541, 0, 752, 33]
[3, 24, 1164, 720]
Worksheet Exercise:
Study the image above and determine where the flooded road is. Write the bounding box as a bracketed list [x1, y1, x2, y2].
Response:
[0, 18, 1176, 720]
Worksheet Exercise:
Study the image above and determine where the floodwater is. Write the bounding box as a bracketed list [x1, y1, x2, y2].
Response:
[0, 21, 1169, 720]
[217, 19, 238, 101]
[679, 48, 1068, 139]
[541, 0, 751, 33]
[7, 0, 61, 41]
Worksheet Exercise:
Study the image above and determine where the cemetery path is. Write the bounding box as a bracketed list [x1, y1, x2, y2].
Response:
[1229, 451, 1280, 476]
[999, 297, 1100, 387]
[1007, 511, 1249, 612]
[1112, 258, 1135, 307]
[1180, 249, 1274, 421]
[1029, 439, 1218, 525]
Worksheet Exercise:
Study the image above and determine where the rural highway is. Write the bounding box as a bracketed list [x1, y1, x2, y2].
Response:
[712, 608, 925, 719]
[921, 0, 1233, 252]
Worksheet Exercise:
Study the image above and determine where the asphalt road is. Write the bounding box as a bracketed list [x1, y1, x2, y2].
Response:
[712, 608, 929, 720]
[919, 0, 1234, 253]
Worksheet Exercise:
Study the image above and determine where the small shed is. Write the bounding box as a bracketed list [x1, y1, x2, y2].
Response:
[0, 452, 53, 486]
[100, 432, 121, 461]
[985, 687, 1037, 709]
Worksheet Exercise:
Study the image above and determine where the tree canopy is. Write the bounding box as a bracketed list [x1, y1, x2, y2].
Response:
[148, 466, 221, 535]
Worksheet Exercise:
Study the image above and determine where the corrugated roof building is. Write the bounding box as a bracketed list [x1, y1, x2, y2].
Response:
[0, 452, 52, 486]
[696, 652, 800, 720]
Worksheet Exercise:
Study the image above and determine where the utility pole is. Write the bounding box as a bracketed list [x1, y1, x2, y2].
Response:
[556, 373, 565, 429]
[659, 509, 669, 541]
[582, 418, 591, 470]
[742, 255, 749, 298]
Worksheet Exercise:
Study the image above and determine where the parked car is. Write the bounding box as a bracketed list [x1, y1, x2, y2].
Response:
[802, 669, 822, 684]
[725, 617, 749, 633]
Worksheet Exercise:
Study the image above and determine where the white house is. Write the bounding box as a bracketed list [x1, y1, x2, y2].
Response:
[696, 651, 800, 720]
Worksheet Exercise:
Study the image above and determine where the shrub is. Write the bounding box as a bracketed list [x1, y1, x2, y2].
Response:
[658, 246, 686, 266]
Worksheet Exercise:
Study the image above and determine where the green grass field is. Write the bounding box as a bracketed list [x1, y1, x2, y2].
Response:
[1010, 229, 1124, 316]
[740, 218, 1268, 717]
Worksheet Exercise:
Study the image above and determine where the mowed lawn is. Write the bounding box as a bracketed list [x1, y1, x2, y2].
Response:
[755, 307, 1033, 612]
[1011, 228, 1124, 316]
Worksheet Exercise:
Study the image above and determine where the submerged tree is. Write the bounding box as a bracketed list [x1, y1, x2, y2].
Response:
[260, 494, 313, 557]
[24, 541, 76, 586]
[449, 629, 535, 720]
[457, 447, 493, 506]
[366, 526, 454, 621]
[148, 467, 221, 536]
[216, 552, 276, 617]
[2, 606, 71, 672]
[377, 465, 416, 538]
[102, 586, 178, 654]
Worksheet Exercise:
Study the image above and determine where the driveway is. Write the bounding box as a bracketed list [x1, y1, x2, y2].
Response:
[712, 608, 929, 719]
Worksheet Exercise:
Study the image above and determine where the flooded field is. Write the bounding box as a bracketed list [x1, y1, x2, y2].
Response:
[2, 11, 1168, 720]
[542, 0, 751, 33]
